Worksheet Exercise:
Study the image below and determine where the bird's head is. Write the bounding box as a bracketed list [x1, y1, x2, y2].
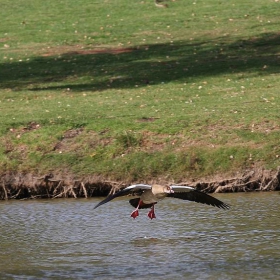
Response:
[163, 186, 174, 194]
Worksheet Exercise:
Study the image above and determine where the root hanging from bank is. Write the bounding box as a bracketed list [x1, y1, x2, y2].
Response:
[0, 167, 279, 200]
[2, 181, 8, 200]
[0, 173, 115, 200]
[191, 167, 280, 193]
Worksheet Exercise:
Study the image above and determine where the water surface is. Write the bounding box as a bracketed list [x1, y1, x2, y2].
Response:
[1, 192, 280, 279]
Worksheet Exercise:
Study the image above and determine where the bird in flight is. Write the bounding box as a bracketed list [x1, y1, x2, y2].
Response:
[94, 184, 230, 219]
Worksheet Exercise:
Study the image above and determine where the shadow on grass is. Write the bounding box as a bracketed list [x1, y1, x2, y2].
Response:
[1, 32, 279, 91]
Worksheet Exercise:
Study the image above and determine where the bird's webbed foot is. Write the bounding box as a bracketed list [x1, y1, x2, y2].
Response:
[131, 209, 139, 219]
[147, 205, 156, 220]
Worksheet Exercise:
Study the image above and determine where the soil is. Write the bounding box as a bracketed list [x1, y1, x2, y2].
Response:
[41, 45, 136, 57]
[1, 167, 279, 200]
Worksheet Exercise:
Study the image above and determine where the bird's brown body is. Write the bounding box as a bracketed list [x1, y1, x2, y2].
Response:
[140, 184, 170, 204]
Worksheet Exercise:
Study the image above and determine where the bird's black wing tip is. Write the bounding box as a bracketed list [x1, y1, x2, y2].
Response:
[93, 201, 105, 210]
[93, 203, 100, 209]
[219, 202, 230, 210]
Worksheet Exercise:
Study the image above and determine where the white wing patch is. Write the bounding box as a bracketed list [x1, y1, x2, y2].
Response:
[170, 185, 195, 192]
[123, 184, 152, 191]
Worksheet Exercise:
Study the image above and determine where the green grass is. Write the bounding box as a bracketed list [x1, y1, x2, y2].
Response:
[0, 0, 279, 181]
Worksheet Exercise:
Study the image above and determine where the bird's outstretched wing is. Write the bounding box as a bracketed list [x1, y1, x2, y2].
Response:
[168, 185, 230, 209]
[94, 184, 152, 209]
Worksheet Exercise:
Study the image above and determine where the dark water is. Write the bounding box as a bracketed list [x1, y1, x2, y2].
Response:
[0, 192, 280, 279]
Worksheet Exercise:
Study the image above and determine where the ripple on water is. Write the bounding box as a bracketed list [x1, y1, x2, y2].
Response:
[0, 193, 280, 279]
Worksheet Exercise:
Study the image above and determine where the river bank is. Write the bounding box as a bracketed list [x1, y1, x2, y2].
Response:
[1, 1, 279, 201]
[1, 167, 279, 200]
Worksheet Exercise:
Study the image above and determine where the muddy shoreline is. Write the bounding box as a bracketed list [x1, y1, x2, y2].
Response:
[1, 167, 279, 200]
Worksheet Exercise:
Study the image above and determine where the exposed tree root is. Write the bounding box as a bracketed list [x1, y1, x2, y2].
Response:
[192, 168, 280, 193]
[1, 180, 8, 200]
[0, 167, 279, 200]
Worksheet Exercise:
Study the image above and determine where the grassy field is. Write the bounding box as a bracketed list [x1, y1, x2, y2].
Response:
[0, 0, 279, 183]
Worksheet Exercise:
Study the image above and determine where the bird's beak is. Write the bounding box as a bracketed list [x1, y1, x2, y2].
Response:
[169, 188, 174, 194]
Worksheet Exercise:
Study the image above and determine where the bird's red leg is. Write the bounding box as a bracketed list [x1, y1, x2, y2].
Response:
[147, 204, 156, 220]
[130, 200, 142, 219]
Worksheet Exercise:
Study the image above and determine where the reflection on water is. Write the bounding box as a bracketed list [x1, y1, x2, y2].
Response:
[0, 192, 280, 279]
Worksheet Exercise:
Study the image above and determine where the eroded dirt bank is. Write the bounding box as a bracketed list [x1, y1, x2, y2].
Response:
[0, 167, 279, 200]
